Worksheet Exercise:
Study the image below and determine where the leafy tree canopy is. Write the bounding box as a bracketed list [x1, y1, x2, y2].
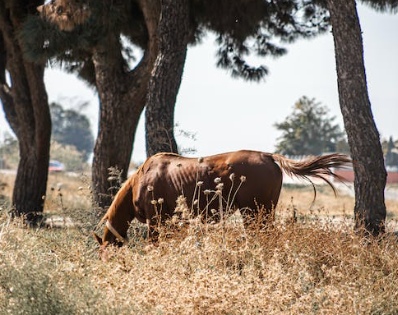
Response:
[274, 96, 346, 155]
[360, 0, 398, 12]
[50, 102, 94, 161]
[20, 0, 330, 83]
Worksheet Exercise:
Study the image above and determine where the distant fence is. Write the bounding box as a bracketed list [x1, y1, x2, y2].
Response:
[334, 169, 398, 184]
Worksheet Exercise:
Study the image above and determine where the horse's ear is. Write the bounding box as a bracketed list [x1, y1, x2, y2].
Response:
[93, 232, 103, 245]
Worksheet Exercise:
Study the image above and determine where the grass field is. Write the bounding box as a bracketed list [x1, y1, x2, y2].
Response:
[1, 172, 398, 314]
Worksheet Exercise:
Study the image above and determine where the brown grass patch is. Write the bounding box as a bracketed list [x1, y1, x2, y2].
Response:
[1, 174, 398, 314]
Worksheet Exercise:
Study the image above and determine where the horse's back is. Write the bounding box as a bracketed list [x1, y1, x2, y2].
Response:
[133, 150, 283, 218]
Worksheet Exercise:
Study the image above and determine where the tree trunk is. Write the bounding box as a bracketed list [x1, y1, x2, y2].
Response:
[91, 1, 160, 208]
[0, 2, 51, 224]
[327, 0, 387, 236]
[145, 0, 190, 156]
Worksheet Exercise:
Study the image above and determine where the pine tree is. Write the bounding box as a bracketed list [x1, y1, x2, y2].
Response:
[0, 0, 51, 224]
[27, 0, 330, 207]
[274, 97, 345, 156]
[326, 0, 390, 236]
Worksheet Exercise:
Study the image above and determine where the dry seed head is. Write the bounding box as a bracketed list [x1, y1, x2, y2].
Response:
[203, 189, 211, 195]
[181, 210, 190, 220]
[229, 173, 235, 181]
[158, 198, 164, 204]
[193, 199, 198, 206]
[214, 177, 222, 184]
[175, 195, 188, 213]
[171, 215, 179, 224]
[151, 200, 157, 205]
[197, 181, 204, 187]
[216, 183, 224, 190]
[211, 209, 217, 214]
[240, 175, 247, 182]
[147, 185, 154, 192]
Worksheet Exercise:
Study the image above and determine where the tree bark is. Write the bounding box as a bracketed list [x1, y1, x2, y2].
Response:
[91, 0, 160, 208]
[145, 0, 190, 156]
[0, 2, 51, 224]
[327, 0, 387, 236]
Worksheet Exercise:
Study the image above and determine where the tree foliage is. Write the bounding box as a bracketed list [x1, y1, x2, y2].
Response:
[384, 136, 398, 167]
[360, 0, 398, 12]
[274, 96, 346, 155]
[50, 102, 94, 161]
[20, 0, 331, 83]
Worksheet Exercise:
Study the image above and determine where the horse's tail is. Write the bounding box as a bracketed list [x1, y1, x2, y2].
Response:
[271, 153, 351, 197]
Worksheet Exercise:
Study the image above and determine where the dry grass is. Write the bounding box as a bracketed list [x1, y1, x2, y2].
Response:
[1, 173, 398, 314]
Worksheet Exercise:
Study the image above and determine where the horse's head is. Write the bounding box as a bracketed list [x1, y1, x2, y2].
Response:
[92, 178, 135, 259]
[93, 220, 127, 260]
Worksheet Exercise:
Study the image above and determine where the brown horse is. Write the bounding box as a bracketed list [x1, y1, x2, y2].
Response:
[93, 150, 350, 250]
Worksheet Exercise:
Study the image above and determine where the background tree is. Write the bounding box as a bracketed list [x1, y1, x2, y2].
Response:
[0, 0, 51, 224]
[326, 0, 389, 236]
[274, 97, 346, 155]
[385, 136, 398, 167]
[29, 0, 330, 207]
[0, 133, 19, 170]
[50, 102, 94, 162]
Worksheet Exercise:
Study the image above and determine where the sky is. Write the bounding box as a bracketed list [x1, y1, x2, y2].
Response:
[0, 3, 397, 164]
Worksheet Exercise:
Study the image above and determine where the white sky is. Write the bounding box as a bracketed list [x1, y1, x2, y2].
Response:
[0, 4, 397, 163]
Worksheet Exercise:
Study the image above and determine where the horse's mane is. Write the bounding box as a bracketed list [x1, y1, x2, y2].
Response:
[97, 173, 134, 227]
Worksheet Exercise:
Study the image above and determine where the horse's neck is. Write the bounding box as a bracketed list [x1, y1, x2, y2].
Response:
[109, 183, 135, 231]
